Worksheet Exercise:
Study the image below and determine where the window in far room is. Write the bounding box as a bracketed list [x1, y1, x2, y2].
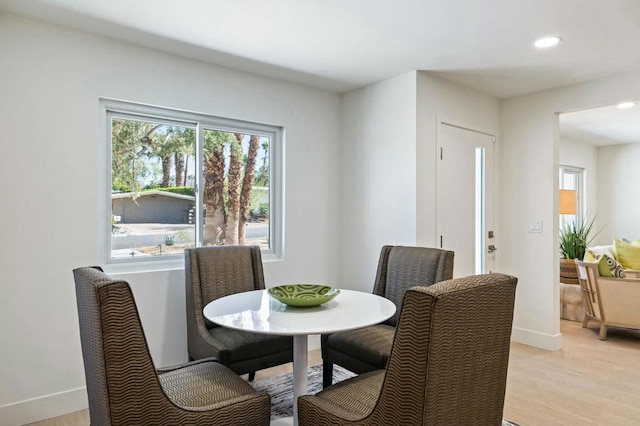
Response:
[559, 165, 584, 227]
[102, 99, 282, 265]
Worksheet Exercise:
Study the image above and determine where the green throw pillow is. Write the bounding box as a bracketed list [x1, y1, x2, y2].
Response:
[594, 253, 626, 278]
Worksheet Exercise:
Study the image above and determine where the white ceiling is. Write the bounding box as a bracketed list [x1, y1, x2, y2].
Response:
[560, 103, 640, 146]
[2, 0, 640, 145]
[2, 0, 640, 99]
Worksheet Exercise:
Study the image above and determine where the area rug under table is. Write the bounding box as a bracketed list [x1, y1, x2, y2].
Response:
[252, 364, 518, 425]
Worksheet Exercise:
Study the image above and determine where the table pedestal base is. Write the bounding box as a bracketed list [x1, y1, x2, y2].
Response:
[292, 334, 308, 426]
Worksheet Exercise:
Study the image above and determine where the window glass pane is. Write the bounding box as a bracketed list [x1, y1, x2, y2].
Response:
[475, 147, 484, 274]
[111, 117, 196, 260]
[561, 171, 576, 190]
[202, 129, 270, 249]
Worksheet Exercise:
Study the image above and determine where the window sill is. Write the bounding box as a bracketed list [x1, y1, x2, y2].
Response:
[103, 257, 185, 276]
[103, 251, 283, 276]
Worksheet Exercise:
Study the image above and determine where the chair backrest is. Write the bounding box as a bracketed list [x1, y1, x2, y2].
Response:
[185, 245, 265, 330]
[575, 259, 603, 320]
[372, 245, 454, 326]
[370, 273, 517, 425]
[73, 266, 163, 426]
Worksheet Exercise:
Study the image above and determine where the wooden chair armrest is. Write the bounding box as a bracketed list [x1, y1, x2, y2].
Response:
[623, 269, 640, 278]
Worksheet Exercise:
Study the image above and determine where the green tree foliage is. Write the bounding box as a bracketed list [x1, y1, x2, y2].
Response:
[255, 140, 270, 187]
[112, 120, 196, 192]
[111, 119, 156, 192]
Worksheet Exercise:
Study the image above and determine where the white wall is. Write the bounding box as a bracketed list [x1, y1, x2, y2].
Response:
[416, 72, 500, 248]
[558, 136, 599, 233]
[0, 13, 342, 425]
[500, 70, 640, 351]
[597, 143, 640, 243]
[340, 72, 418, 290]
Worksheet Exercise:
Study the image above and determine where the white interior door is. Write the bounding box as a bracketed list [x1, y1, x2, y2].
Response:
[436, 122, 495, 278]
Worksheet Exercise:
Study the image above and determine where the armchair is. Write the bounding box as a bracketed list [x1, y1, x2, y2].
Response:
[185, 246, 293, 380]
[575, 259, 640, 340]
[73, 266, 270, 426]
[299, 273, 518, 425]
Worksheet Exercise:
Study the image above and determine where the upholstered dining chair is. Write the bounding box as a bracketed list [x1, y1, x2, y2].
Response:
[299, 273, 518, 426]
[185, 245, 293, 381]
[73, 266, 271, 426]
[321, 245, 454, 387]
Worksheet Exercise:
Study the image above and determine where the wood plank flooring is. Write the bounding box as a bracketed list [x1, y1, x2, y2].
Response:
[503, 320, 640, 425]
[28, 321, 640, 425]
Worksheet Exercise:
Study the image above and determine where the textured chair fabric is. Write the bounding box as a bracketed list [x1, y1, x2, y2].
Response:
[322, 245, 454, 386]
[73, 266, 270, 426]
[185, 246, 293, 375]
[299, 273, 518, 426]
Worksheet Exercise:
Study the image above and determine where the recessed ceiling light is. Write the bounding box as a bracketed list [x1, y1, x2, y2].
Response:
[534, 36, 562, 49]
[617, 102, 636, 109]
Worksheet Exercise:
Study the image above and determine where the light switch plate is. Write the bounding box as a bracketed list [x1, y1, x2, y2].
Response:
[529, 221, 543, 233]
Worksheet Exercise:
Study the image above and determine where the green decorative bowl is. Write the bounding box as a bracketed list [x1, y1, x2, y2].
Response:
[267, 284, 340, 307]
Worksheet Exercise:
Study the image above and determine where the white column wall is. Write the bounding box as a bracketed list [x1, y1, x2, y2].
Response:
[340, 72, 418, 291]
[0, 13, 341, 425]
[500, 69, 640, 350]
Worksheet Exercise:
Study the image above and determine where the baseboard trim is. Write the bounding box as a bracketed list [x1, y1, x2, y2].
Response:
[511, 326, 563, 351]
[308, 334, 320, 351]
[0, 387, 88, 426]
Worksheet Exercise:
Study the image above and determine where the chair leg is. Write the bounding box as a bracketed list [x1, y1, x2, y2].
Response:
[248, 371, 256, 382]
[582, 316, 590, 328]
[322, 361, 333, 389]
[598, 324, 608, 340]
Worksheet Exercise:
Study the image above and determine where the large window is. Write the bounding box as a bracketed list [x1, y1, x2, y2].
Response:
[101, 99, 283, 266]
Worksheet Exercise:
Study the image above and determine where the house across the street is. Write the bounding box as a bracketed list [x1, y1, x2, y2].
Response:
[112, 190, 194, 224]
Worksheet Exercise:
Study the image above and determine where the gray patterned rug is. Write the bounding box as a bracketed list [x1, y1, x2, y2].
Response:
[252, 364, 518, 425]
[252, 363, 354, 419]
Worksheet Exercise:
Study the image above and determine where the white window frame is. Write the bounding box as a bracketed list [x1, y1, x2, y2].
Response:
[98, 98, 284, 273]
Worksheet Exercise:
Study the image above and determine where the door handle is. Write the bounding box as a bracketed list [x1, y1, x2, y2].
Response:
[488, 245, 498, 253]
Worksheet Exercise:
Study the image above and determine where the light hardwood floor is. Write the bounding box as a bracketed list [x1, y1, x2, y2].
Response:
[29, 321, 640, 426]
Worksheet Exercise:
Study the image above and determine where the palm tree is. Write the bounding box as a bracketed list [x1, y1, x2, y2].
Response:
[148, 127, 182, 187]
[202, 130, 232, 245]
[255, 140, 270, 187]
[239, 135, 260, 244]
[225, 133, 244, 245]
[172, 128, 194, 186]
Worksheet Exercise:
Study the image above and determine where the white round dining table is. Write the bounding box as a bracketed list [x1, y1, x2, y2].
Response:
[203, 288, 396, 426]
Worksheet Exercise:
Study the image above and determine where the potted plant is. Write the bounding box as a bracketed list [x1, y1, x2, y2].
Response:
[559, 215, 598, 284]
